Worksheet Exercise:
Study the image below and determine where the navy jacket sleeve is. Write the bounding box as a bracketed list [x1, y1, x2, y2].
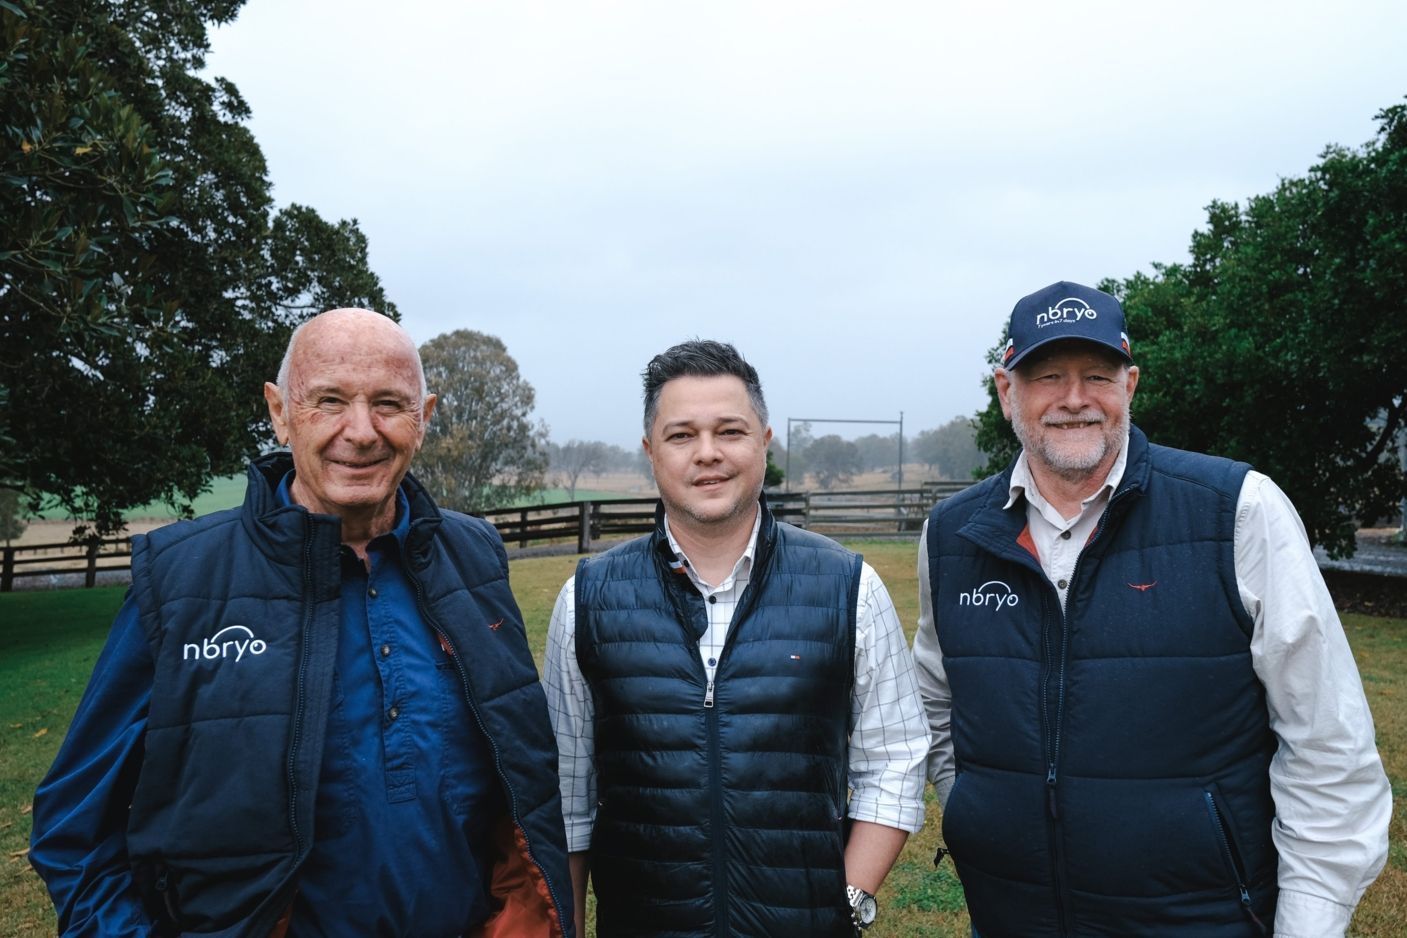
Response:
[29, 596, 154, 937]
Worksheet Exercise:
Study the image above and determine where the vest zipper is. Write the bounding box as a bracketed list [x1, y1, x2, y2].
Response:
[706, 685, 728, 937]
[1204, 792, 1269, 936]
[1042, 491, 1125, 936]
[285, 526, 317, 857]
[409, 573, 569, 933]
[698, 576, 759, 937]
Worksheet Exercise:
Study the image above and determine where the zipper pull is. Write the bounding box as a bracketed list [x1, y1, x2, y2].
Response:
[704, 679, 715, 708]
[1045, 764, 1059, 819]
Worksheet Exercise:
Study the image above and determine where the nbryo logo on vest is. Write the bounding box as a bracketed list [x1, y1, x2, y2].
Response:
[958, 580, 1020, 611]
[183, 624, 268, 663]
[1036, 296, 1097, 330]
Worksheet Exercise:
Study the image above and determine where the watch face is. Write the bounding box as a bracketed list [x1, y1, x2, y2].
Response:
[856, 894, 877, 925]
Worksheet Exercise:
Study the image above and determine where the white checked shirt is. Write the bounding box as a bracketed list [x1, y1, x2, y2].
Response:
[546, 509, 930, 853]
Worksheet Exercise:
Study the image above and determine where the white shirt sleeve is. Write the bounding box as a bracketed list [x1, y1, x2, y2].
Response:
[543, 575, 597, 853]
[1236, 471, 1392, 938]
[847, 562, 930, 834]
[910, 519, 956, 808]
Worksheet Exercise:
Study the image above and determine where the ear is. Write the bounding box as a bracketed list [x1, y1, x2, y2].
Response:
[641, 435, 653, 461]
[994, 369, 1015, 421]
[1125, 365, 1140, 403]
[417, 393, 438, 448]
[264, 382, 289, 445]
[763, 425, 773, 448]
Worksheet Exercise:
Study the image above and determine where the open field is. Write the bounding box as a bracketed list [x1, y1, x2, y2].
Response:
[2, 541, 1404, 935]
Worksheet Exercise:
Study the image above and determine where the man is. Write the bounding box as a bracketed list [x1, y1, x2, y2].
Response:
[30, 309, 574, 937]
[913, 281, 1391, 937]
[544, 340, 929, 937]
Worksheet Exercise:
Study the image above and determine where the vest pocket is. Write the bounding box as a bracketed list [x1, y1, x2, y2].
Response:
[1201, 788, 1269, 936]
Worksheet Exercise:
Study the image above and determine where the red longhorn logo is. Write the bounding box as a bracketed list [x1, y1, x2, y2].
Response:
[1127, 581, 1157, 592]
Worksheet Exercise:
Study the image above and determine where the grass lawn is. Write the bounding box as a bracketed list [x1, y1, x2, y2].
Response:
[3, 541, 1404, 936]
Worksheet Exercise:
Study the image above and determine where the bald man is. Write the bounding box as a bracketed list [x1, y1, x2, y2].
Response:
[30, 309, 575, 938]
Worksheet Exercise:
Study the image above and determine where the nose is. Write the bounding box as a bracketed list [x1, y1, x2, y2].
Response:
[694, 432, 723, 464]
[1057, 377, 1092, 410]
[340, 401, 380, 447]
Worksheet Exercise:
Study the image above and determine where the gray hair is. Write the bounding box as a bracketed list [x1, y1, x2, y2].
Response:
[275, 313, 429, 405]
[641, 340, 767, 437]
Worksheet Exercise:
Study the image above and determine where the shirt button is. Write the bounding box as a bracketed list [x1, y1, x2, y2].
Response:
[1060, 530, 1072, 540]
[380, 644, 391, 657]
[368, 587, 379, 598]
[1058, 579, 1069, 590]
[708, 595, 717, 604]
[387, 706, 399, 721]
[708, 657, 717, 667]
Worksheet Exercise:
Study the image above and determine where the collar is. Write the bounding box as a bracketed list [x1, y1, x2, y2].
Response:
[662, 505, 762, 589]
[1004, 431, 1131, 517]
[275, 470, 412, 548]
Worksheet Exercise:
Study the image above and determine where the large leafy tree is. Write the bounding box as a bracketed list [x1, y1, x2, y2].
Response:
[974, 102, 1407, 557]
[0, 0, 394, 536]
[415, 330, 548, 513]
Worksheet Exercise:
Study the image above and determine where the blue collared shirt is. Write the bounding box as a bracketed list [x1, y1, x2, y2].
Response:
[30, 476, 504, 937]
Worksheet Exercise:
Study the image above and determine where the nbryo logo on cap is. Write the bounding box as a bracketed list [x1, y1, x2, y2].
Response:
[1035, 297, 1097, 329]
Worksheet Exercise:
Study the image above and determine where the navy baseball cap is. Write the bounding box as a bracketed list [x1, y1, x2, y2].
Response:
[1001, 281, 1133, 369]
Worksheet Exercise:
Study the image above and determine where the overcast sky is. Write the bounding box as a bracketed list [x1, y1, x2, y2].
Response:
[207, 1, 1407, 450]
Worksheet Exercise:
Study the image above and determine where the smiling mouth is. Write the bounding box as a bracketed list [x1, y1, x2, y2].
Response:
[331, 457, 387, 470]
[694, 477, 731, 487]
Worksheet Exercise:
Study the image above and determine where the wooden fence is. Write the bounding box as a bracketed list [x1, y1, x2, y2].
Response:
[0, 481, 972, 591]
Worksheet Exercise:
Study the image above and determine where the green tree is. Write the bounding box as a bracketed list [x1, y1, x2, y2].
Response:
[415, 330, 548, 512]
[973, 101, 1407, 557]
[0, 0, 394, 537]
[806, 434, 862, 490]
[0, 486, 26, 543]
[764, 449, 784, 488]
[914, 417, 984, 480]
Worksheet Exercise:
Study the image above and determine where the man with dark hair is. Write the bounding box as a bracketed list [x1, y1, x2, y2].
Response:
[545, 339, 929, 937]
[913, 282, 1390, 936]
[31, 308, 574, 937]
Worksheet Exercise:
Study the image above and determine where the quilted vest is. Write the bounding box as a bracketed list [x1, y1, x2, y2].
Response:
[575, 502, 862, 937]
[124, 453, 573, 938]
[928, 426, 1276, 937]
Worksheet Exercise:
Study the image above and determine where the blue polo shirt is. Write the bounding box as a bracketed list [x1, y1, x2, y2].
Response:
[30, 477, 505, 937]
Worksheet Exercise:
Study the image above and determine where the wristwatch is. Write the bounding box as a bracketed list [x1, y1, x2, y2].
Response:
[847, 883, 877, 931]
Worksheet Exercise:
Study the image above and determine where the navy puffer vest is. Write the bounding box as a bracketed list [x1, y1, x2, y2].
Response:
[124, 453, 573, 938]
[575, 502, 862, 937]
[928, 427, 1275, 937]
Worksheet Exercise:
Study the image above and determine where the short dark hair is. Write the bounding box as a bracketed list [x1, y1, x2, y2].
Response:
[642, 340, 768, 437]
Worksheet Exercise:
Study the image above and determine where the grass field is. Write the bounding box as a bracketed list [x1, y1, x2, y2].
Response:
[2, 542, 1404, 935]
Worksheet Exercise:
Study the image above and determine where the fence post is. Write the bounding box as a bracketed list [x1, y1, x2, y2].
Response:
[84, 540, 99, 588]
[1, 545, 13, 592]
[519, 508, 529, 549]
[577, 502, 592, 554]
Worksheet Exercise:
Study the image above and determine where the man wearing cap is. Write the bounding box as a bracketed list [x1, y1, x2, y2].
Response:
[912, 281, 1390, 936]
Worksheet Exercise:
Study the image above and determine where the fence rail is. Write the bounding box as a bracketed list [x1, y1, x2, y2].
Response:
[1, 481, 973, 591]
